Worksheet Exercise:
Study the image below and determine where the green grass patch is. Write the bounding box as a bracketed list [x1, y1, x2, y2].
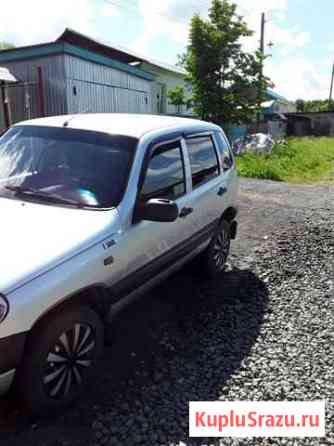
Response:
[236, 137, 334, 183]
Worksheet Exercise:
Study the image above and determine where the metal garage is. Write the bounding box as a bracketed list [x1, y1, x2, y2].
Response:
[0, 31, 155, 129]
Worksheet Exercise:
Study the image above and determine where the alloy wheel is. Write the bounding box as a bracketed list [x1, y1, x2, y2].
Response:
[212, 229, 230, 271]
[43, 323, 95, 399]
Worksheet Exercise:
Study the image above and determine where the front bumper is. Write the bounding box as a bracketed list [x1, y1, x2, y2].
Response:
[0, 369, 15, 396]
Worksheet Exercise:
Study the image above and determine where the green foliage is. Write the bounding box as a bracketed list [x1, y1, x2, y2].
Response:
[181, 0, 270, 124]
[295, 99, 334, 112]
[236, 137, 334, 183]
[0, 41, 15, 50]
[167, 86, 187, 113]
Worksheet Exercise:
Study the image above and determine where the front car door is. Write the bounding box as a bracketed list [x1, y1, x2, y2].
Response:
[109, 135, 197, 297]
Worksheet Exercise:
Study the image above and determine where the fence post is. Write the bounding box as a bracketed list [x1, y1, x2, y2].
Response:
[37, 66, 45, 117]
[1, 81, 12, 129]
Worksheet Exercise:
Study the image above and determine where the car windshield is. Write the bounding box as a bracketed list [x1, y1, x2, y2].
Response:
[0, 125, 138, 209]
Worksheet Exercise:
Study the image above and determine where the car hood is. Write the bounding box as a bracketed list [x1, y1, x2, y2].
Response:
[0, 197, 119, 295]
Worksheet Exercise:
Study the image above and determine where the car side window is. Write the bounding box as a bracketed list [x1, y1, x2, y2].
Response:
[186, 135, 219, 188]
[215, 131, 234, 171]
[140, 141, 186, 201]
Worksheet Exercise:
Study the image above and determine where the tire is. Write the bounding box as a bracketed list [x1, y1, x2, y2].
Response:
[16, 304, 104, 416]
[202, 219, 231, 278]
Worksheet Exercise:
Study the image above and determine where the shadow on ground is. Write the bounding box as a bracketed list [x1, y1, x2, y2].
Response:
[0, 264, 268, 446]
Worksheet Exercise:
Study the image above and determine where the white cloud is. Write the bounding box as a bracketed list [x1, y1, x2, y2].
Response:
[0, 0, 103, 46]
[133, 0, 318, 100]
[133, 0, 199, 54]
[266, 57, 329, 100]
[134, 0, 309, 61]
[0, 0, 321, 100]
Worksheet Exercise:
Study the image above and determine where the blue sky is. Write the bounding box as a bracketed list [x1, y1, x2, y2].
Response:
[0, 0, 332, 100]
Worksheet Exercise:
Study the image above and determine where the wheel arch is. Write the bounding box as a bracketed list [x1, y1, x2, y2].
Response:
[220, 206, 238, 223]
[30, 284, 110, 335]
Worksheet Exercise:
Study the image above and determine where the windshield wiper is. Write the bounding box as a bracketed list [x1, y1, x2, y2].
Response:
[4, 185, 84, 207]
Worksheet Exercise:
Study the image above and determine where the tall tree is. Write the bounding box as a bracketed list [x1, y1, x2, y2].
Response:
[181, 0, 270, 124]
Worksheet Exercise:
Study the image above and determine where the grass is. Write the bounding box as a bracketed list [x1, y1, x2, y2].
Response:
[236, 137, 334, 183]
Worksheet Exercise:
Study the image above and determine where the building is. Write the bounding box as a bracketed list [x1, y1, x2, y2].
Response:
[226, 89, 295, 142]
[286, 111, 334, 137]
[259, 89, 296, 139]
[133, 59, 192, 115]
[0, 29, 191, 129]
[262, 89, 296, 115]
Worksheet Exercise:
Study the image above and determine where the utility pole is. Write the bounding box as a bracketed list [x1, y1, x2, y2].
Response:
[257, 12, 265, 131]
[329, 62, 334, 110]
[260, 12, 265, 56]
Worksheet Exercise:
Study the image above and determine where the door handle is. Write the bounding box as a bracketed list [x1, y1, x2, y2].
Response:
[179, 206, 193, 218]
[217, 186, 227, 196]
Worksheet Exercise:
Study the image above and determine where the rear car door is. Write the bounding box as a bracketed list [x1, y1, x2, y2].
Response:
[182, 132, 227, 236]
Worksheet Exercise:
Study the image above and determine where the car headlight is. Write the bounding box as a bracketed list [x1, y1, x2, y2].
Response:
[0, 294, 9, 323]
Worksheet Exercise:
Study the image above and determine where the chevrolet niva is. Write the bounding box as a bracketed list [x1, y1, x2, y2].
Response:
[0, 114, 238, 414]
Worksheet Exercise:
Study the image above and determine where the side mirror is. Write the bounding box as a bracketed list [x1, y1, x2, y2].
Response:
[136, 198, 179, 222]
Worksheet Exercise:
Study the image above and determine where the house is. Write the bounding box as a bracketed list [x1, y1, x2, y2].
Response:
[258, 89, 296, 139]
[0, 29, 191, 129]
[132, 59, 192, 115]
[226, 89, 295, 142]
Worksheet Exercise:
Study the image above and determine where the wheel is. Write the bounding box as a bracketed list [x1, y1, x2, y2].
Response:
[16, 304, 104, 416]
[202, 219, 231, 278]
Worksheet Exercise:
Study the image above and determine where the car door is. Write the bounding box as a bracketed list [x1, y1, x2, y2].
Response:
[182, 132, 227, 238]
[214, 130, 238, 204]
[111, 136, 197, 296]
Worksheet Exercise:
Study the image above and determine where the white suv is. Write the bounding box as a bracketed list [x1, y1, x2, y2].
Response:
[0, 113, 238, 414]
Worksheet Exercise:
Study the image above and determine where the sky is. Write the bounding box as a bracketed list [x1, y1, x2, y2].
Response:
[0, 0, 332, 101]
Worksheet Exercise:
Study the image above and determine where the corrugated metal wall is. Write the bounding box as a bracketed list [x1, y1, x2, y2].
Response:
[1, 55, 67, 118]
[1, 53, 154, 124]
[4, 83, 39, 124]
[64, 54, 152, 114]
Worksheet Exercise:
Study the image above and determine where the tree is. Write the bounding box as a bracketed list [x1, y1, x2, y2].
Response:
[0, 41, 15, 50]
[181, 0, 270, 124]
[295, 99, 305, 112]
[295, 99, 334, 112]
[168, 86, 188, 113]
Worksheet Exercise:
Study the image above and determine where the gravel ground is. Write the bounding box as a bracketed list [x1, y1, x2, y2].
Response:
[0, 178, 333, 446]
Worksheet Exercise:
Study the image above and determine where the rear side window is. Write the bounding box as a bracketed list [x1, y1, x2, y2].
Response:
[186, 135, 219, 188]
[141, 141, 185, 201]
[216, 131, 234, 171]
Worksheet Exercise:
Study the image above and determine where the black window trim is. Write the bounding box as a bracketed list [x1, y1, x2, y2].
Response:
[184, 132, 221, 189]
[215, 130, 235, 172]
[132, 134, 185, 224]
[140, 139, 187, 202]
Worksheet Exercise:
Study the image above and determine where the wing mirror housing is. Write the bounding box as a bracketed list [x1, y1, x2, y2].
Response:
[136, 198, 179, 222]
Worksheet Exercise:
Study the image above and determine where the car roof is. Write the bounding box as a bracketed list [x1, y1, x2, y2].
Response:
[15, 113, 220, 139]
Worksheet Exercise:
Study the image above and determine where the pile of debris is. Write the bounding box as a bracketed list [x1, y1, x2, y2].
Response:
[232, 133, 275, 155]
